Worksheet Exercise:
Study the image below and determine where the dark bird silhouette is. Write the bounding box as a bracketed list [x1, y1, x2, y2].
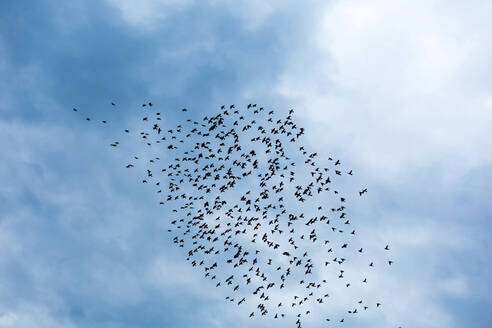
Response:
[71, 101, 391, 328]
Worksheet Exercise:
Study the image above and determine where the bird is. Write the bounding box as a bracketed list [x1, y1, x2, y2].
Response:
[71, 101, 391, 328]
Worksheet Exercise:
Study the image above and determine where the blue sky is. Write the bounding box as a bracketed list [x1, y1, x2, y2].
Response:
[1, 1, 492, 327]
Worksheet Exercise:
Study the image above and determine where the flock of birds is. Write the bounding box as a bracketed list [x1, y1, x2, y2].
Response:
[73, 102, 396, 327]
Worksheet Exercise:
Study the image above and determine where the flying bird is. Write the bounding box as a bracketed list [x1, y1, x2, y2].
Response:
[72, 101, 395, 327]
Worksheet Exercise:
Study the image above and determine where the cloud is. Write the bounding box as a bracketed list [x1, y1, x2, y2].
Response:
[277, 0, 492, 180]
[1, 0, 492, 327]
[273, 1, 492, 326]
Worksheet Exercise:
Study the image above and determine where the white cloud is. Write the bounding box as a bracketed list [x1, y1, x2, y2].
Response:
[277, 0, 492, 181]
[272, 2, 492, 326]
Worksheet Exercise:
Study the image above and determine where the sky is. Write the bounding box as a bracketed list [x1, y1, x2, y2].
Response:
[1, 0, 492, 327]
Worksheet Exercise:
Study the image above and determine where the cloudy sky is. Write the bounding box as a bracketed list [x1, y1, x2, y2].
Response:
[1, 1, 492, 327]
